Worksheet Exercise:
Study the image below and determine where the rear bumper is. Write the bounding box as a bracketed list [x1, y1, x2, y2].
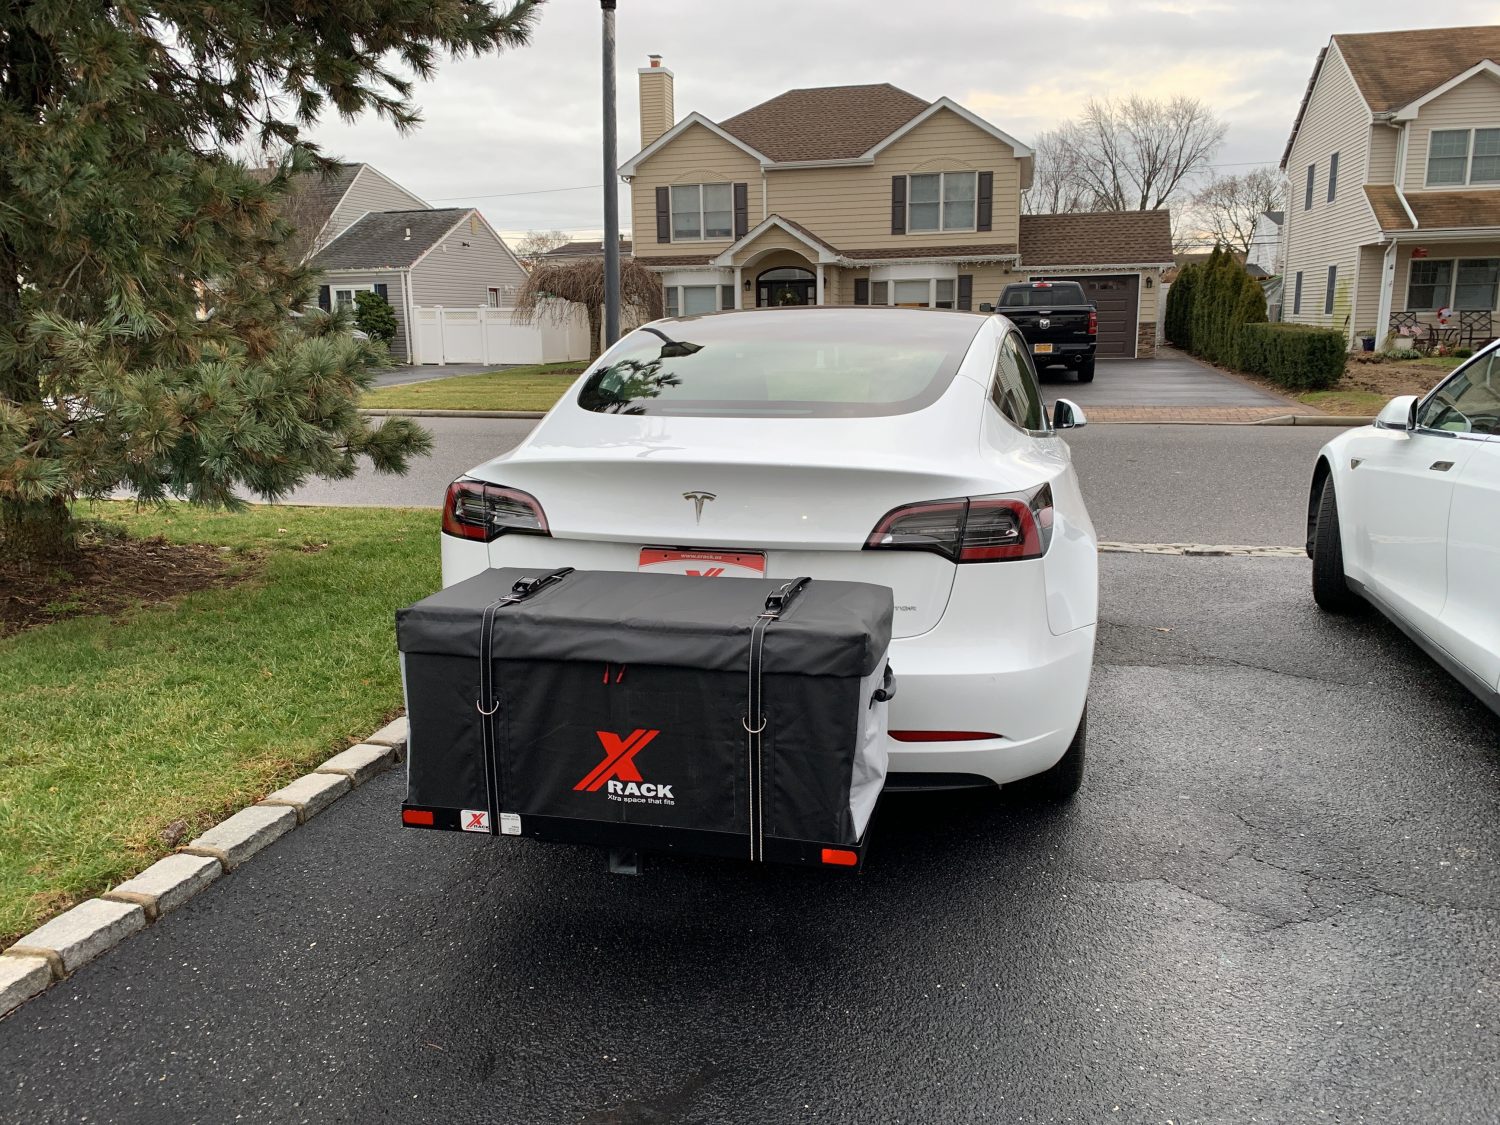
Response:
[1031, 344, 1095, 364]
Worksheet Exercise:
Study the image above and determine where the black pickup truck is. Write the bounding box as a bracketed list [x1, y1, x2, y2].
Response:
[984, 280, 1098, 383]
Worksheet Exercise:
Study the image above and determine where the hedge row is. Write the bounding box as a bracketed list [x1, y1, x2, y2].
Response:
[1235, 323, 1347, 390]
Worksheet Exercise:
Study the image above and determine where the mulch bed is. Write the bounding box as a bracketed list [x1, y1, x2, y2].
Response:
[1340, 354, 1453, 397]
[0, 529, 252, 638]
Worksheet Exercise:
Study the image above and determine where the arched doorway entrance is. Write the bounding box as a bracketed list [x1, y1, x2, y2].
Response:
[757, 267, 816, 307]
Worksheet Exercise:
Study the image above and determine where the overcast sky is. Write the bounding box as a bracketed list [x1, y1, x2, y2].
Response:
[307, 1, 1500, 243]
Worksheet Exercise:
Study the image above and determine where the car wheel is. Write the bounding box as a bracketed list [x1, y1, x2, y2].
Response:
[1311, 477, 1364, 614]
[1076, 358, 1095, 383]
[1011, 706, 1085, 802]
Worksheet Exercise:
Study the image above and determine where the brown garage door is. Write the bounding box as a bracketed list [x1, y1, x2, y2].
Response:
[1044, 274, 1140, 358]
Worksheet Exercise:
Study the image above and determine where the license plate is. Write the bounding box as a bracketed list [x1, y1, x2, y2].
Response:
[638, 548, 766, 578]
[1033, 343, 1054, 354]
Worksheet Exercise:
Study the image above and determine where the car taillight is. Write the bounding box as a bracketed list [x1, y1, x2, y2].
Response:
[864, 484, 1053, 563]
[1087, 310, 1098, 335]
[441, 478, 550, 542]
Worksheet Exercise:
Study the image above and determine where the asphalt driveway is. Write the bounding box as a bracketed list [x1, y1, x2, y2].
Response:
[1038, 348, 1292, 409]
[2, 552, 1495, 1123]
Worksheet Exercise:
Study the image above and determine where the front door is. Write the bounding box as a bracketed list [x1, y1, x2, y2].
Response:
[756, 267, 816, 307]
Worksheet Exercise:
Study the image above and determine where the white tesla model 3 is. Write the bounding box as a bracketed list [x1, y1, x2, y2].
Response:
[440, 308, 1099, 797]
[1308, 339, 1500, 716]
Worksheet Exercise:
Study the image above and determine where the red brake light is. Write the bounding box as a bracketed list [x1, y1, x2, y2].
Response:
[442, 479, 550, 542]
[402, 808, 434, 826]
[821, 848, 859, 866]
[864, 484, 1053, 563]
[1087, 310, 1098, 335]
[1033, 281, 1052, 288]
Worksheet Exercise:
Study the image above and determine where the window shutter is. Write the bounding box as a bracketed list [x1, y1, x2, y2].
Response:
[655, 186, 671, 242]
[854, 278, 870, 305]
[733, 183, 749, 239]
[317, 285, 331, 312]
[1327, 153, 1339, 202]
[976, 172, 993, 232]
[957, 274, 973, 311]
[721, 284, 735, 311]
[373, 283, 389, 302]
[891, 176, 906, 235]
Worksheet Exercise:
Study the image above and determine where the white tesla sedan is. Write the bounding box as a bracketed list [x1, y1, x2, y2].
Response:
[440, 308, 1098, 797]
[1308, 339, 1500, 715]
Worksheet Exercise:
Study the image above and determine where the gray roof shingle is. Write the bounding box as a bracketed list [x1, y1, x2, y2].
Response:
[310, 209, 468, 271]
[719, 84, 930, 162]
[1020, 210, 1174, 266]
[250, 162, 363, 263]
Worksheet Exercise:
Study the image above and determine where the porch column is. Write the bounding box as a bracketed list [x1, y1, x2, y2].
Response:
[734, 265, 743, 309]
[1375, 241, 1399, 347]
[816, 264, 825, 306]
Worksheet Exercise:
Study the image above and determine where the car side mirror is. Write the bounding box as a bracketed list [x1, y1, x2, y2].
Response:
[1052, 398, 1087, 430]
[1375, 394, 1420, 431]
[978, 302, 995, 313]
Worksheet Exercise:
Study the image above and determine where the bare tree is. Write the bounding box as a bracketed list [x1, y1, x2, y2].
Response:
[1191, 167, 1284, 255]
[1023, 126, 1097, 214]
[1024, 95, 1226, 214]
[514, 229, 571, 268]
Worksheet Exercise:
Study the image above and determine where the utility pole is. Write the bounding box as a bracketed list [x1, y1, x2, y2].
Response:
[601, 0, 621, 347]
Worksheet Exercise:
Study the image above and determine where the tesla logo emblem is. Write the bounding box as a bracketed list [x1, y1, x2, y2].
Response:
[1039, 317, 1051, 329]
[683, 491, 715, 523]
[575, 729, 661, 792]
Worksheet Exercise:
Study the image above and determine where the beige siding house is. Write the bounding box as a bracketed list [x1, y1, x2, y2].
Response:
[619, 61, 1173, 357]
[1280, 26, 1500, 348]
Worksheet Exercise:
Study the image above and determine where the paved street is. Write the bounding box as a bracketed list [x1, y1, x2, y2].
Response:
[7, 423, 1498, 1124]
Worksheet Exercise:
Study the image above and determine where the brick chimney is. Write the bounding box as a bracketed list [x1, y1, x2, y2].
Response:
[638, 55, 674, 149]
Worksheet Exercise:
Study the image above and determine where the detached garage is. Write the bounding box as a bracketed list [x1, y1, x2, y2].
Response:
[1017, 211, 1174, 358]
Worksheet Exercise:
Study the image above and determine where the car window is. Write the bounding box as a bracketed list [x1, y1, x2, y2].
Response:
[1417, 351, 1500, 436]
[1000, 284, 1088, 307]
[989, 332, 1047, 431]
[576, 313, 983, 418]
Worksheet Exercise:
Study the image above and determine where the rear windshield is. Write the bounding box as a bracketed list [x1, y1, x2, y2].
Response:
[576, 312, 983, 418]
[1000, 283, 1088, 307]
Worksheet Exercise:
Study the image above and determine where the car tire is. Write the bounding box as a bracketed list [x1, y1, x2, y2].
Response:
[1076, 358, 1096, 383]
[1012, 706, 1086, 802]
[1311, 477, 1364, 614]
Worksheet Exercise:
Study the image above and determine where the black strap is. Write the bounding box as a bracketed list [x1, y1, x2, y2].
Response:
[474, 569, 575, 834]
[743, 578, 811, 861]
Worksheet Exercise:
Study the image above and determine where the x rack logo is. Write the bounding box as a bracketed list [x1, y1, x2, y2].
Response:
[574, 729, 661, 792]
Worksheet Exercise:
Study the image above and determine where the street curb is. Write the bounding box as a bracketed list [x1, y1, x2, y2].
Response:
[0, 715, 409, 1020]
[1251, 415, 1376, 427]
[359, 407, 546, 419]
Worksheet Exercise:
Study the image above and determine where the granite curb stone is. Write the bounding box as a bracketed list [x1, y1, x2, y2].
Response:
[6, 898, 146, 978]
[0, 955, 53, 1017]
[260, 772, 351, 823]
[316, 743, 396, 786]
[181, 804, 297, 870]
[365, 716, 410, 761]
[102, 853, 223, 921]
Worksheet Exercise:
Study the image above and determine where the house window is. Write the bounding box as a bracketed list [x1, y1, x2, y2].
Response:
[1407, 258, 1500, 310]
[907, 172, 977, 232]
[333, 285, 372, 309]
[1293, 271, 1303, 314]
[670, 183, 733, 241]
[1327, 152, 1339, 202]
[1304, 165, 1315, 211]
[1324, 265, 1337, 315]
[1407, 260, 1453, 309]
[869, 277, 956, 309]
[663, 284, 724, 317]
[1426, 129, 1500, 186]
[487, 287, 502, 307]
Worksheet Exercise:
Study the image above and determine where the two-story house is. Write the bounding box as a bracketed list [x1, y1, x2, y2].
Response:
[620, 59, 1173, 358]
[1280, 26, 1500, 347]
[266, 162, 528, 362]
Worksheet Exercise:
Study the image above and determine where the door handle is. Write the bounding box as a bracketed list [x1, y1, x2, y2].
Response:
[1430, 461, 1455, 472]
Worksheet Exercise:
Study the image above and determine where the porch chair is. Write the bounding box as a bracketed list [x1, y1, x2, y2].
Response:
[1389, 311, 1439, 353]
[1458, 309, 1493, 350]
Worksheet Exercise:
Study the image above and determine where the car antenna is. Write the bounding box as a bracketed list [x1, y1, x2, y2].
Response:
[638, 326, 703, 359]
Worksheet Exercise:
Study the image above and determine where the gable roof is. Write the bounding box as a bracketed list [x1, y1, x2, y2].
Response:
[1337, 26, 1500, 113]
[250, 162, 363, 262]
[1283, 28, 1500, 166]
[719, 84, 930, 163]
[310, 208, 470, 271]
[539, 239, 633, 260]
[1020, 210, 1174, 267]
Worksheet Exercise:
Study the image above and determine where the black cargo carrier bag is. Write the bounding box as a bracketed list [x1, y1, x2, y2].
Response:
[396, 568, 895, 868]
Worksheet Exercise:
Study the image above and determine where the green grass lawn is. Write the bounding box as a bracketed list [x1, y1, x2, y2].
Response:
[0, 503, 438, 944]
[362, 362, 583, 412]
[1296, 390, 1391, 416]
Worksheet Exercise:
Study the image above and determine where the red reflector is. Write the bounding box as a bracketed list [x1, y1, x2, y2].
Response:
[890, 730, 1001, 742]
[821, 848, 859, 866]
[402, 808, 434, 826]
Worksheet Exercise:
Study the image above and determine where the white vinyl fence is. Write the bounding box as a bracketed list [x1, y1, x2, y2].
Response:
[411, 303, 591, 365]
